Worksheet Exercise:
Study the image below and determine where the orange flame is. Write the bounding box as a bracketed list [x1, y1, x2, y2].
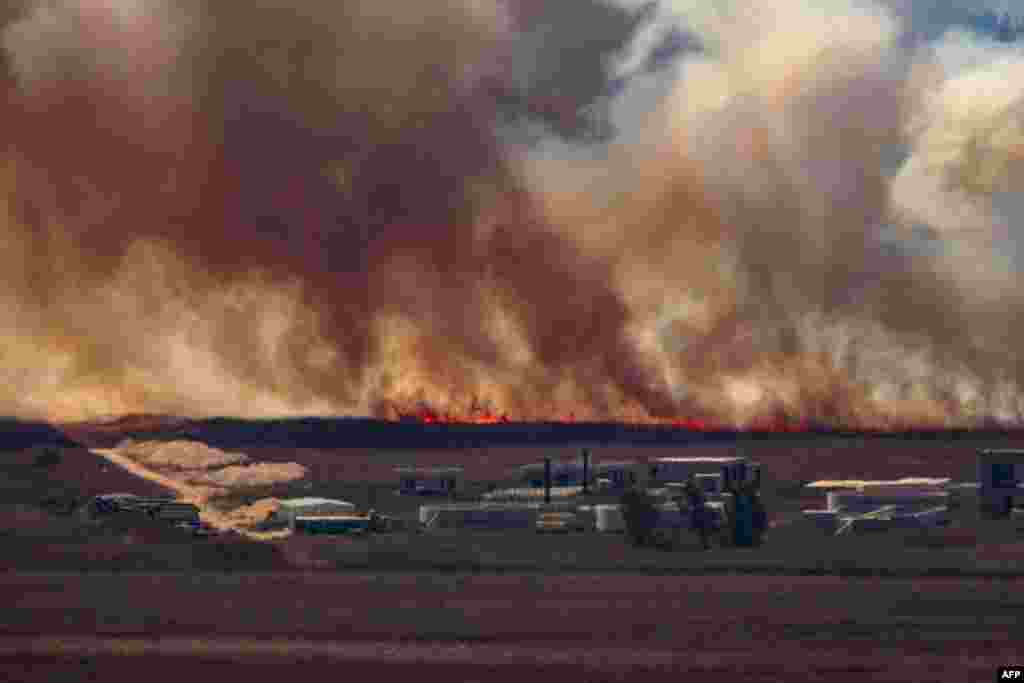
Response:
[385, 396, 823, 431]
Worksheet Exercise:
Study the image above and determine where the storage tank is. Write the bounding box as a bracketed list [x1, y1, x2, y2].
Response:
[595, 504, 625, 532]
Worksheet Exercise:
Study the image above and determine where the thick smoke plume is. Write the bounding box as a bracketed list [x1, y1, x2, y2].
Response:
[2, 0, 1024, 428]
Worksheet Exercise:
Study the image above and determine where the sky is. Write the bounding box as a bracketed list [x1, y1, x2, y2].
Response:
[2, 1, 1024, 428]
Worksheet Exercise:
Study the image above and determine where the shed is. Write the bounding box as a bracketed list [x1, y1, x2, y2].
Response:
[396, 466, 465, 495]
[274, 498, 357, 528]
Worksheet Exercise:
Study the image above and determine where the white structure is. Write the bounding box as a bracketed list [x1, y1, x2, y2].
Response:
[274, 498, 357, 529]
[977, 449, 1024, 518]
[397, 466, 465, 495]
[650, 456, 761, 489]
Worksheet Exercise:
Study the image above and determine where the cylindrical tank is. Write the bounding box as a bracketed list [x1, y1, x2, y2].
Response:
[595, 504, 625, 532]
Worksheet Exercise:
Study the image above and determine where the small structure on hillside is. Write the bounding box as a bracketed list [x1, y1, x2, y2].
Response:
[396, 465, 465, 496]
[978, 449, 1024, 518]
[273, 498, 357, 529]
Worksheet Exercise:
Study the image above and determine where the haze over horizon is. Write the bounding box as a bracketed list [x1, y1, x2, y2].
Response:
[3, 1, 1024, 430]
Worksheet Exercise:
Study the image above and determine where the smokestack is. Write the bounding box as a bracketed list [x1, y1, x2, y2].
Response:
[581, 448, 590, 495]
[544, 456, 551, 505]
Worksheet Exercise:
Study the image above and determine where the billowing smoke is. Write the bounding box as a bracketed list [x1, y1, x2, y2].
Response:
[3, 0, 1024, 428]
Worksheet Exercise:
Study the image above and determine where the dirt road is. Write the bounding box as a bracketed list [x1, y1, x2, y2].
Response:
[89, 448, 289, 540]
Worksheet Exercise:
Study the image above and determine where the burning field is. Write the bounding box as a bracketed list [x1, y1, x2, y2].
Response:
[1, 1, 1024, 430]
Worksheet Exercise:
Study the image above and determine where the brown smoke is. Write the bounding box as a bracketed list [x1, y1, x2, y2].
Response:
[2, 0, 1024, 427]
[0, 0, 673, 422]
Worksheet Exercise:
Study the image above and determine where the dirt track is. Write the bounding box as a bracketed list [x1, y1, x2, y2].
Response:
[89, 448, 290, 540]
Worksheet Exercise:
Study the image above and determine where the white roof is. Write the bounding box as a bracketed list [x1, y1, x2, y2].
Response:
[278, 497, 355, 508]
[805, 478, 951, 489]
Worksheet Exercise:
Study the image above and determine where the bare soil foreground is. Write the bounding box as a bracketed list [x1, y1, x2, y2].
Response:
[0, 572, 1019, 682]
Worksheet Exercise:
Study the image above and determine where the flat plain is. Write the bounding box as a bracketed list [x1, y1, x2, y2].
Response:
[4, 422, 1024, 680]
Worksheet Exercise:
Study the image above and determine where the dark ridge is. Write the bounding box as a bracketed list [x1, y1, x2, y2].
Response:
[63, 416, 1024, 450]
[0, 418, 82, 450]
